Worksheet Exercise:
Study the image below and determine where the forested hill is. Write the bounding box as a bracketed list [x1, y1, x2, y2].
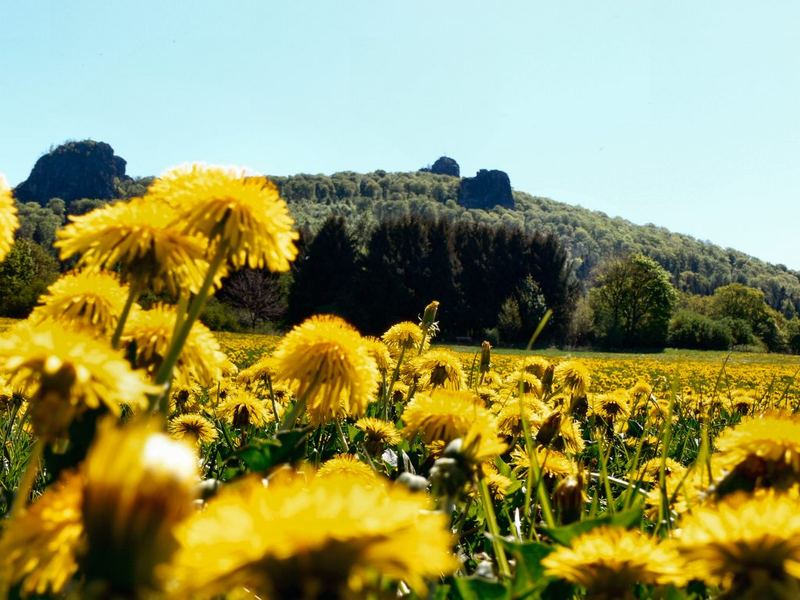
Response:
[11, 141, 800, 317]
[273, 169, 800, 316]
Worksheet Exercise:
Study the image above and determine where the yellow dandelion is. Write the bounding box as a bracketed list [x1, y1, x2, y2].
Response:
[478, 463, 513, 500]
[519, 356, 551, 379]
[644, 469, 704, 521]
[511, 446, 576, 482]
[168, 413, 218, 444]
[543, 526, 685, 595]
[168, 473, 457, 597]
[727, 388, 757, 414]
[676, 491, 800, 596]
[317, 454, 380, 486]
[713, 411, 800, 491]
[0, 174, 19, 262]
[148, 163, 298, 271]
[29, 270, 131, 336]
[554, 360, 591, 398]
[82, 418, 199, 590]
[0, 470, 84, 596]
[589, 389, 631, 422]
[123, 303, 234, 387]
[273, 315, 379, 426]
[169, 384, 203, 414]
[55, 196, 210, 295]
[0, 322, 152, 439]
[382, 321, 427, 357]
[217, 388, 272, 427]
[493, 396, 548, 438]
[405, 349, 465, 391]
[362, 336, 392, 372]
[506, 371, 544, 397]
[356, 417, 402, 453]
[638, 457, 685, 484]
[630, 379, 653, 401]
[236, 353, 279, 386]
[402, 389, 491, 443]
[460, 420, 508, 465]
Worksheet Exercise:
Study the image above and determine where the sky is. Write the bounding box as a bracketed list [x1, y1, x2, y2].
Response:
[2, 1, 799, 268]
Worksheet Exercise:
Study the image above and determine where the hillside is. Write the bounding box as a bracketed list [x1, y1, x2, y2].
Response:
[12, 141, 800, 316]
[273, 169, 800, 316]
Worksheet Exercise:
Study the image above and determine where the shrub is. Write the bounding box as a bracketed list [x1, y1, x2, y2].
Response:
[667, 310, 733, 350]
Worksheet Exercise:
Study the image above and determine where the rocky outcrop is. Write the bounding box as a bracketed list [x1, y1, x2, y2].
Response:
[15, 140, 130, 204]
[419, 156, 460, 177]
[458, 169, 514, 209]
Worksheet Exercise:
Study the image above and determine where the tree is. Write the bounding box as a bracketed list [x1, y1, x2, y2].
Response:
[709, 283, 787, 351]
[0, 238, 59, 317]
[589, 254, 677, 349]
[216, 269, 288, 329]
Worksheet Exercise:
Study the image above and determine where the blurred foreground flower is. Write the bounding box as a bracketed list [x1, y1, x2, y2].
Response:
[0, 174, 19, 262]
[166, 472, 456, 598]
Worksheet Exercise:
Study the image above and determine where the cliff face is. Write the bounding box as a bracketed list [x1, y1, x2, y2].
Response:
[458, 168, 514, 209]
[15, 140, 129, 204]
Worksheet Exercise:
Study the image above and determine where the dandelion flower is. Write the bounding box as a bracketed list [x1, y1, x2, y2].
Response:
[123, 303, 234, 387]
[382, 321, 427, 357]
[511, 446, 575, 482]
[317, 454, 380, 486]
[148, 163, 298, 271]
[168, 413, 218, 444]
[0, 322, 152, 439]
[0, 174, 19, 262]
[0, 471, 84, 596]
[402, 389, 491, 443]
[55, 196, 210, 295]
[29, 270, 131, 336]
[217, 388, 272, 427]
[712, 411, 800, 492]
[237, 354, 279, 386]
[273, 315, 379, 425]
[356, 417, 401, 453]
[589, 389, 631, 422]
[405, 349, 464, 390]
[554, 360, 591, 398]
[543, 526, 685, 596]
[519, 356, 551, 379]
[168, 473, 457, 597]
[83, 418, 199, 590]
[362, 336, 392, 372]
[676, 491, 800, 596]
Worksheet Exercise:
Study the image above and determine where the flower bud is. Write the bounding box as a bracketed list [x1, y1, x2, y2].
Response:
[553, 473, 584, 524]
[480, 341, 492, 374]
[536, 411, 563, 447]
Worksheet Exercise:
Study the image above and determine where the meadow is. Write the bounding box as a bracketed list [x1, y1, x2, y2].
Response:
[3, 168, 800, 599]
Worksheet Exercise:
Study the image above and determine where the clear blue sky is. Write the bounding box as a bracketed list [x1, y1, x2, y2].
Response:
[2, 1, 799, 267]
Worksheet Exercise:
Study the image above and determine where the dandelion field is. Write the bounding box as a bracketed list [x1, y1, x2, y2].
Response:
[2, 170, 800, 599]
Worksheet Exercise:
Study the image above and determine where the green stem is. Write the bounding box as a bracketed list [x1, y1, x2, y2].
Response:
[280, 371, 322, 431]
[335, 419, 350, 453]
[154, 240, 229, 391]
[110, 286, 139, 350]
[10, 439, 43, 519]
[478, 475, 511, 579]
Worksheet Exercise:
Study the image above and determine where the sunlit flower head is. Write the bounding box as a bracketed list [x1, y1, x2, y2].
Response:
[273, 315, 379, 425]
[148, 164, 298, 271]
[639, 457, 685, 485]
[55, 196, 210, 295]
[356, 417, 402, 453]
[478, 463, 513, 500]
[0, 322, 152, 439]
[29, 270, 131, 337]
[123, 303, 235, 387]
[542, 526, 685, 595]
[493, 395, 548, 438]
[317, 454, 380, 487]
[236, 353, 279, 386]
[168, 413, 219, 445]
[589, 389, 631, 422]
[381, 321, 427, 357]
[506, 371, 544, 397]
[0, 471, 84, 596]
[713, 411, 800, 493]
[519, 356, 551, 380]
[82, 418, 199, 591]
[405, 349, 465, 391]
[0, 174, 19, 262]
[727, 388, 757, 415]
[167, 473, 457, 597]
[217, 387, 273, 427]
[510, 446, 576, 482]
[362, 336, 392, 372]
[554, 360, 591, 398]
[402, 389, 492, 444]
[676, 491, 800, 596]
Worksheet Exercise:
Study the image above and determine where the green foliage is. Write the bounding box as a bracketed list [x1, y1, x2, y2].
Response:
[15, 201, 64, 250]
[200, 297, 241, 332]
[0, 238, 59, 317]
[668, 310, 733, 350]
[590, 254, 678, 349]
[710, 284, 787, 351]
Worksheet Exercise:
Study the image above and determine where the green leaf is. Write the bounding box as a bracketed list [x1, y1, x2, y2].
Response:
[494, 538, 553, 597]
[238, 446, 270, 471]
[237, 428, 311, 472]
[541, 507, 642, 546]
